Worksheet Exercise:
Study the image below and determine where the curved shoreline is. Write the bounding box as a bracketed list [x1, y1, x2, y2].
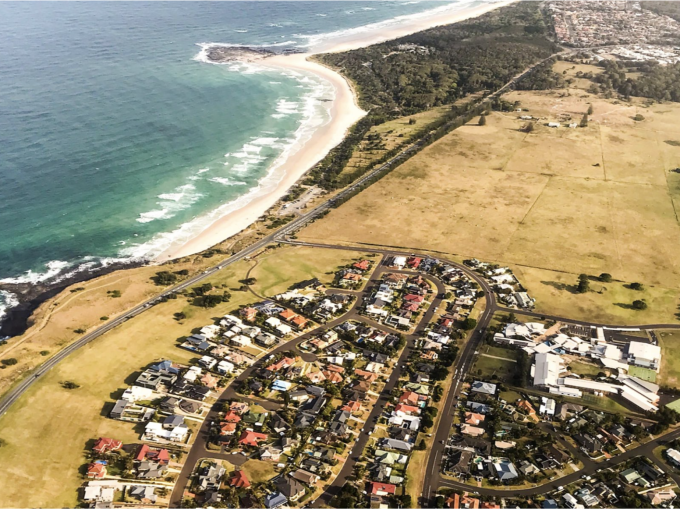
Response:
[156, 0, 515, 262]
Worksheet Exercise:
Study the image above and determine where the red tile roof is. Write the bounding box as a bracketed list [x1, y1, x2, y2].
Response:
[407, 257, 422, 268]
[224, 411, 242, 423]
[399, 391, 420, 405]
[87, 462, 107, 479]
[341, 401, 361, 413]
[135, 444, 170, 464]
[92, 437, 123, 454]
[229, 470, 251, 488]
[279, 309, 298, 321]
[370, 482, 397, 495]
[403, 294, 425, 303]
[353, 260, 370, 271]
[394, 404, 419, 415]
[238, 431, 268, 447]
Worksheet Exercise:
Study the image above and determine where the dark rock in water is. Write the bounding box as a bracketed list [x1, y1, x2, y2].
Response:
[0, 259, 144, 338]
[206, 45, 275, 63]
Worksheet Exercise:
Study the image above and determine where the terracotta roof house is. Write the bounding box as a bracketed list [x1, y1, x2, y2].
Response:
[220, 422, 238, 436]
[240, 307, 258, 322]
[370, 482, 397, 496]
[394, 404, 419, 415]
[403, 294, 425, 303]
[87, 462, 107, 479]
[353, 260, 370, 271]
[341, 401, 362, 413]
[307, 371, 326, 384]
[92, 437, 123, 454]
[279, 309, 298, 321]
[355, 369, 379, 383]
[291, 316, 309, 329]
[342, 272, 362, 282]
[407, 257, 422, 269]
[399, 391, 420, 405]
[201, 373, 219, 389]
[402, 302, 420, 312]
[135, 444, 170, 464]
[323, 371, 344, 384]
[326, 364, 345, 374]
[267, 357, 296, 372]
[481, 503, 501, 509]
[223, 411, 242, 423]
[238, 431, 268, 447]
[447, 492, 480, 509]
[465, 412, 485, 426]
[229, 470, 251, 488]
[461, 424, 485, 437]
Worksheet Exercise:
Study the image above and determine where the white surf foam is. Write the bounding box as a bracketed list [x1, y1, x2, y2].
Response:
[295, 0, 473, 49]
[209, 177, 248, 186]
[120, 70, 334, 261]
[0, 260, 71, 285]
[137, 183, 202, 224]
[0, 290, 20, 322]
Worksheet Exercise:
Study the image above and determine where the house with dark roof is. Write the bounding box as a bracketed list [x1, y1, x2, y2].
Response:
[447, 449, 473, 475]
[264, 492, 288, 509]
[276, 477, 306, 502]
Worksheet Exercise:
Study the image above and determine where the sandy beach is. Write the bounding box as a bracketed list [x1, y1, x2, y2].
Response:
[157, 0, 514, 261]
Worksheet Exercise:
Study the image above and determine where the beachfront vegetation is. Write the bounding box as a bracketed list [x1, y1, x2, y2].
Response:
[305, 2, 559, 190]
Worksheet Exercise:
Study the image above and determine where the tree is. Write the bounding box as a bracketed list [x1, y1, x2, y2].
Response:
[630, 282, 644, 291]
[408, 118, 416, 125]
[1, 358, 18, 366]
[599, 273, 612, 282]
[587, 104, 594, 115]
[579, 112, 589, 127]
[632, 299, 648, 310]
[152, 271, 177, 286]
[634, 113, 645, 121]
[478, 114, 487, 126]
[577, 274, 590, 293]
[522, 122, 535, 133]
[460, 317, 478, 330]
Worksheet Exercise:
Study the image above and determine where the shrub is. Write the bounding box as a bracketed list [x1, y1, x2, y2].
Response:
[1, 358, 18, 366]
[632, 299, 648, 310]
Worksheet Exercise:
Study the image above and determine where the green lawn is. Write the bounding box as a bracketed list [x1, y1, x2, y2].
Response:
[479, 345, 519, 361]
[249, 245, 375, 296]
[240, 458, 277, 484]
[569, 361, 603, 378]
[628, 365, 657, 383]
[472, 356, 517, 383]
[658, 330, 680, 387]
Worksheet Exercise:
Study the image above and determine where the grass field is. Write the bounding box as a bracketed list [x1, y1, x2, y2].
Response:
[658, 330, 680, 387]
[628, 365, 657, 383]
[248, 245, 375, 297]
[240, 458, 277, 484]
[0, 244, 357, 508]
[471, 355, 517, 383]
[569, 360, 603, 378]
[299, 64, 680, 322]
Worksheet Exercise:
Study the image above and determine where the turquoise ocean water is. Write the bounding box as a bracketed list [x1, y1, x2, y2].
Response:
[0, 1, 475, 320]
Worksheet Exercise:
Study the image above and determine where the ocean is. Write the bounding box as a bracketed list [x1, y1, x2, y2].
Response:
[0, 1, 476, 322]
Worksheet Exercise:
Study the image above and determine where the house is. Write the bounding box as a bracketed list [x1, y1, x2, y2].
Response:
[238, 431, 268, 447]
[471, 381, 497, 395]
[128, 486, 157, 504]
[199, 462, 226, 491]
[135, 444, 170, 464]
[307, 371, 326, 384]
[461, 424, 485, 437]
[353, 260, 370, 271]
[447, 450, 473, 475]
[291, 469, 319, 485]
[370, 482, 397, 496]
[407, 256, 422, 269]
[323, 371, 344, 384]
[341, 400, 362, 414]
[219, 422, 237, 437]
[399, 391, 420, 406]
[519, 460, 540, 476]
[620, 468, 641, 484]
[230, 401, 250, 415]
[110, 399, 130, 420]
[394, 404, 419, 416]
[276, 477, 306, 502]
[467, 402, 490, 414]
[136, 460, 168, 479]
[260, 445, 283, 462]
[92, 437, 123, 455]
[465, 412, 485, 426]
[646, 489, 676, 506]
[143, 421, 189, 442]
[492, 459, 518, 482]
[292, 315, 309, 330]
[87, 461, 107, 479]
[162, 414, 185, 429]
[574, 434, 602, 454]
[264, 492, 288, 509]
[447, 492, 480, 509]
[375, 449, 408, 465]
[382, 438, 413, 452]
